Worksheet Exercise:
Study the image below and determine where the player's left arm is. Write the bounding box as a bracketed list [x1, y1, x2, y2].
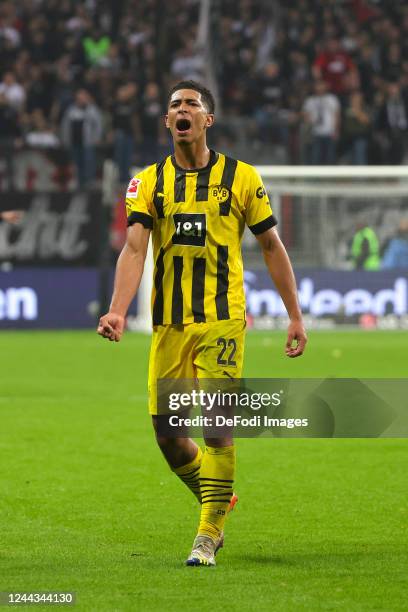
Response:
[243, 165, 307, 357]
[256, 227, 307, 358]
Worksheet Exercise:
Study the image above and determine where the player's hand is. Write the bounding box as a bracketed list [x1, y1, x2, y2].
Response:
[97, 312, 125, 342]
[285, 320, 307, 358]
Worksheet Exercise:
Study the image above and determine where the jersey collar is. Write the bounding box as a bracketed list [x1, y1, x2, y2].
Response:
[170, 149, 218, 174]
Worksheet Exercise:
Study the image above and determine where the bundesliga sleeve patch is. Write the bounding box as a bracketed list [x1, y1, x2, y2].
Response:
[126, 177, 142, 199]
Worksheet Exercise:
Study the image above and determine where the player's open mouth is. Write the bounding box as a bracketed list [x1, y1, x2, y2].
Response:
[176, 118, 192, 134]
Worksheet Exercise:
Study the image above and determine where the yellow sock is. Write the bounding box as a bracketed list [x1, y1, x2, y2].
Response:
[198, 445, 235, 542]
[173, 447, 203, 503]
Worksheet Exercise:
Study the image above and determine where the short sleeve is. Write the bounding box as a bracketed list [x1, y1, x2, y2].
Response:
[125, 172, 154, 229]
[244, 167, 277, 235]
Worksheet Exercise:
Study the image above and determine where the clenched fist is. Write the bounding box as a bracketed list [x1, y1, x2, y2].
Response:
[97, 312, 125, 342]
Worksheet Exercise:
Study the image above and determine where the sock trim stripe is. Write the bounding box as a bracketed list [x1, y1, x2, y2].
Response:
[179, 466, 200, 477]
[201, 492, 233, 500]
[201, 489, 233, 494]
[202, 499, 232, 504]
[200, 485, 232, 491]
[180, 474, 200, 483]
[180, 480, 200, 487]
[201, 488, 233, 494]
[199, 477, 234, 483]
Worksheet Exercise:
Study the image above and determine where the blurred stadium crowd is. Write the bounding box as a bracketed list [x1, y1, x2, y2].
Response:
[218, 0, 408, 165]
[0, 0, 408, 185]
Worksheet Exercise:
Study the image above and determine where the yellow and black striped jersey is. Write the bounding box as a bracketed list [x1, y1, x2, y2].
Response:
[125, 150, 277, 326]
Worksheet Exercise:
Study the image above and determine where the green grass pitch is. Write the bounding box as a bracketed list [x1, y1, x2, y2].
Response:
[1, 330, 407, 610]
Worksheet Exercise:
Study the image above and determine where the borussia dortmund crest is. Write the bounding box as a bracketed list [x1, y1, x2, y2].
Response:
[211, 185, 230, 203]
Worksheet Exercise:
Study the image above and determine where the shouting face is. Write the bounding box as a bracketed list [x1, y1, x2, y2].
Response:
[165, 88, 214, 145]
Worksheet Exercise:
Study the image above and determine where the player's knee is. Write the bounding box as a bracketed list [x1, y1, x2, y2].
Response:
[155, 433, 186, 452]
[152, 416, 192, 454]
[155, 432, 172, 449]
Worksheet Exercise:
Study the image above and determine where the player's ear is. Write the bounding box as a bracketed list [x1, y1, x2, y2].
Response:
[164, 114, 170, 128]
[205, 114, 214, 128]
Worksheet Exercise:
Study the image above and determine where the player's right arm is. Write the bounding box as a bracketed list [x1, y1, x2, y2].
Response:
[98, 223, 150, 342]
[98, 170, 154, 342]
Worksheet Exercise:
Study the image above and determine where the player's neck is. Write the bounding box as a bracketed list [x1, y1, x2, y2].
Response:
[173, 143, 211, 171]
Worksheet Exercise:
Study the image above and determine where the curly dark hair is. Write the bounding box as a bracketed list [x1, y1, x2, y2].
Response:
[167, 80, 215, 114]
